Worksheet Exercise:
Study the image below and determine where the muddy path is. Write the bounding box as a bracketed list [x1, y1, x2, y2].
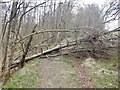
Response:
[39, 56, 93, 88]
[40, 58, 81, 88]
[74, 58, 93, 88]
[2, 56, 117, 88]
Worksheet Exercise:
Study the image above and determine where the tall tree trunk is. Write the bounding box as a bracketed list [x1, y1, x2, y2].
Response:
[118, 0, 120, 27]
[1, 1, 18, 84]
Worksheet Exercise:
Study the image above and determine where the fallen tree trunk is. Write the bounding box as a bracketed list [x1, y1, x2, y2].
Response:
[10, 34, 90, 69]
[10, 27, 120, 69]
[10, 29, 119, 69]
[10, 42, 76, 68]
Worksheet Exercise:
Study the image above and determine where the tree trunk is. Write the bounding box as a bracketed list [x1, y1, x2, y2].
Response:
[1, 1, 18, 84]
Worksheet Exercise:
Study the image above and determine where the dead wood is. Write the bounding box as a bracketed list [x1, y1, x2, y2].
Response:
[10, 42, 76, 69]
[19, 25, 37, 68]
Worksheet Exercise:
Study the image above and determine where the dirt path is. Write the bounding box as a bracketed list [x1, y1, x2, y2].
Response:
[39, 57, 93, 88]
[40, 58, 81, 88]
[75, 58, 93, 88]
[2, 56, 117, 88]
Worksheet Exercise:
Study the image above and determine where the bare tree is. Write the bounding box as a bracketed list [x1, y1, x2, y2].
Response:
[0, 0, 119, 85]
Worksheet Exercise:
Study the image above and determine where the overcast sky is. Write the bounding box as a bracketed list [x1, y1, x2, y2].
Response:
[0, 0, 118, 30]
[0, 0, 107, 4]
[81, 0, 117, 30]
[81, 0, 106, 7]
[0, 0, 111, 8]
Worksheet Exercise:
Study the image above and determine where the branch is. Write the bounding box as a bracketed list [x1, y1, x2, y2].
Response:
[20, 2, 46, 17]
[19, 25, 37, 68]
[10, 42, 76, 69]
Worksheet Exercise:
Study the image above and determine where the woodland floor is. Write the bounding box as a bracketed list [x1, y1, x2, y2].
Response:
[2, 55, 118, 88]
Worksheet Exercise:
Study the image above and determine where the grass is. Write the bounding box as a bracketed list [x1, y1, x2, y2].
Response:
[3, 58, 42, 88]
[56, 56, 81, 88]
[82, 50, 118, 88]
[2, 57, 75, 88]
[96, 59, 118, 71]
[93, 74, 118, 88]
[2, 51, 118, 88]
[2, 56, 79, 88]
[56, 56, 74, 66]
[83, 66, 118, 88]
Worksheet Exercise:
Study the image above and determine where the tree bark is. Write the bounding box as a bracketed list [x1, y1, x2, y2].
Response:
[1, 1, 18, 84]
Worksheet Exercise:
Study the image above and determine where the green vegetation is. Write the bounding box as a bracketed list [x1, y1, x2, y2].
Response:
[2, 57, 77, 88]
[3, 54, 118, 88]
[3, 58, 42, 88]
[57, 56, 74, 66]
[93, 74, 118, 88]
[82, 51, 118, 88]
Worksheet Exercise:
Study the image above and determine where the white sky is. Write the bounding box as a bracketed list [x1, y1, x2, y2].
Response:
[0, 0, 107, 3]
[1, 0, 118, 30]
[81, 0, 105, 4]
[0, 0, 109, 7]
[81, 0, 106, 7]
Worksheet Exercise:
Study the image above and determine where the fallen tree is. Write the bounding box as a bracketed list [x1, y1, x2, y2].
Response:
[10, 28, 119, 69]
[10, 42, 76, 68]
[1, 26, 119, 85]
